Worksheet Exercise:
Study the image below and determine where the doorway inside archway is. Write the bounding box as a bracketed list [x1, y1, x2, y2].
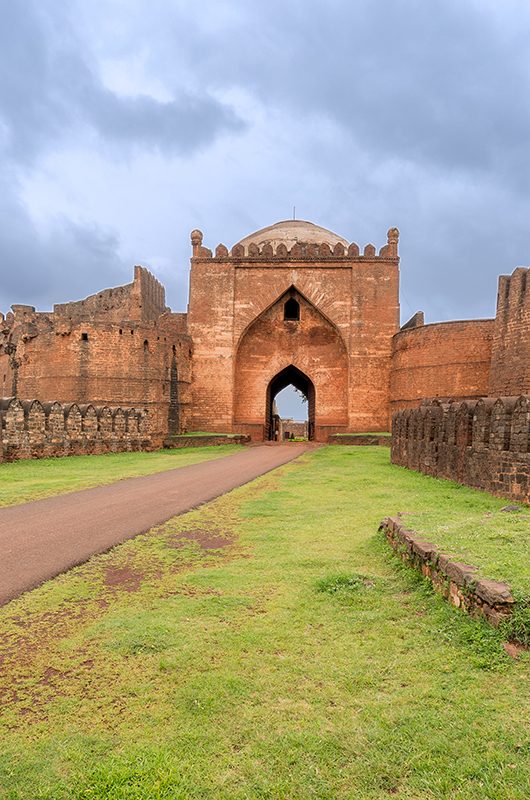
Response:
[266, 365, 315, 441]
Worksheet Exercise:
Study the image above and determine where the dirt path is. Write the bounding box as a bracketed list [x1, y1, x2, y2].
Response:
[0, 444, 311, 606]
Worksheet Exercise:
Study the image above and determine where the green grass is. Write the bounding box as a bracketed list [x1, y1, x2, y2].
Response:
[173, 431, 245, 438]
[0, 445, 243, 507]
[0, 447, 528, 799]
[332, 431, 391, 437]
[389, 464, 530, 598]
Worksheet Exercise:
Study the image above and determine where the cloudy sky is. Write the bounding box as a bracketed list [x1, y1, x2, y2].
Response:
[2, 0, 530, 338]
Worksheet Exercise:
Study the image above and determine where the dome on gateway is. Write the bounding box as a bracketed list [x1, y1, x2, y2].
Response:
[236, 220, 348, 250]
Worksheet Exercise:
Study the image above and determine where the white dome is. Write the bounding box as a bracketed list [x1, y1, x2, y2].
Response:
[236, 220, 348, 250]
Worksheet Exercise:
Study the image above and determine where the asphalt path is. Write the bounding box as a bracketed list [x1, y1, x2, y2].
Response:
[0, 444, 310, 606]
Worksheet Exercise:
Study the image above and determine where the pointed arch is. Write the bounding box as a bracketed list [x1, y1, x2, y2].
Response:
[233, 286, 349, 440]
[235, 284, 348, 355]
[266, 365, 315, 440]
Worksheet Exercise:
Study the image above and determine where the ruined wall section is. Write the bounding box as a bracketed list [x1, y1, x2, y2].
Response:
[0, 397, 151, 462]
[390, 320, 494, 413]
[0, 271, 191, 446]
[54, 266, 167, 324]
[489, 267, 530, 396]
[392, 397, 530, 504]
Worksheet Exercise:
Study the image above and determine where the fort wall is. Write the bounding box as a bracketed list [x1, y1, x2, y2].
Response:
[392, 397, 530, 504]
[0, 397, 151, 462]
[390, 320, 494, 413]
[2, 226, 530, 451]
[0, 269, 192, 447]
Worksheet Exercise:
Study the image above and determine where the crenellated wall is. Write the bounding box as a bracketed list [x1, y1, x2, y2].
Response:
[392, 396, 530, 503]
[2, 222, 530, 450]
[0, 398, 151, 462]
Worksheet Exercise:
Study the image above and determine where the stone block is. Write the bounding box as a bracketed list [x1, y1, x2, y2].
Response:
[444, 561, 478, 587]
[475, 579, 515, 607]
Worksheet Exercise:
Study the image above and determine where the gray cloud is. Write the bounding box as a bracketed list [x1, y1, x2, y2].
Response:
[0, 167, 128, 312]
[1, 0, 530, 326]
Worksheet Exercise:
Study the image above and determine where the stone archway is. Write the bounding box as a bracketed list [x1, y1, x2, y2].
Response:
[233, 286, 349, 441]
[265, 365, 315, 441]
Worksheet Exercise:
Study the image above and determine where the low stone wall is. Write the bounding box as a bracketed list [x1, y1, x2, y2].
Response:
[329, 434, 391, 446]
[0, 397, 151, 461]
[164, 434, 250, 448]
[392, 396, 530, 503]
[380, 516, 516, 629]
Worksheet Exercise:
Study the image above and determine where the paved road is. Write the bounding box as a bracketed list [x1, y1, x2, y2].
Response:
[0, 444, 310, 606]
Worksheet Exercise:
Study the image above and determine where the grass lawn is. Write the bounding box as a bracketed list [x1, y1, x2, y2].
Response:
[0, 446, 528, 799]
[333, 431, 391, 437]
[0, 445, 243, 507]
[173, 432, 245, 438]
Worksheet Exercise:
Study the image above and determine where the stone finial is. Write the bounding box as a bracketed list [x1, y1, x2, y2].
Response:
[190, 229, 203, 256]
[387, 227, 400, 257]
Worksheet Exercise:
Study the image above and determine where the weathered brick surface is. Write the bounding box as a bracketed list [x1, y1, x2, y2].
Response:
[390, 320, 494, 414]
[392, 396, 530, 504]
[0, 267, 192, 447]
[489, 268, 530, 396]
[0, 397, 150, 461]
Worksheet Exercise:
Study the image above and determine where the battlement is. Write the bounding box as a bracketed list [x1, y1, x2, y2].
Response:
[0, 397, 151, 461]
[496, 266, 530, 316]
[52, 265, 167, 323]
[489, 266, 530, 397]
[392, 396, 530, 504]
[189, 227, 400, 262]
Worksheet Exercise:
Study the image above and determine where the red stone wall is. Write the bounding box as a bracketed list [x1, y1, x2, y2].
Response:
[0, 269, 192, 446]
[489, 267, 530, 396]
[390, 320, 494, 414]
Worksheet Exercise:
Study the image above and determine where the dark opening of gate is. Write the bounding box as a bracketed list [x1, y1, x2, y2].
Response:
[266, 365, 315, 441]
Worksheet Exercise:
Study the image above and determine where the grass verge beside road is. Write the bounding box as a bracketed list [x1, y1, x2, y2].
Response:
[0, 445, 243, 507]
[0, 446, 527, 799]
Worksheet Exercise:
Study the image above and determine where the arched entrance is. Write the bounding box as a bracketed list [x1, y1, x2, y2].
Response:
[233, 286, 349, 441]
[266, 365, 315, 441]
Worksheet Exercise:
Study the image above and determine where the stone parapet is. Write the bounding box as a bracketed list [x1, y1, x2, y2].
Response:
[328, 434, 391, 446]
[392, 396, 530, 504]
[0, 397, 151, 461]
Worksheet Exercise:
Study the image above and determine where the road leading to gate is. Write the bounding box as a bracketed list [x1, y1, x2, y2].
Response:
[0, 444, 311, 606]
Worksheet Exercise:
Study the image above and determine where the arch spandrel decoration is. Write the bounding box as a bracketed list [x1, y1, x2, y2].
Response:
[233, 277, 351, 347]
[234, 285, 349, 356]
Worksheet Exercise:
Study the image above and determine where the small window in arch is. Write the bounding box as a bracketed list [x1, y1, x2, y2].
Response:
[143, 339, 149, 352]
[284, 298, 300, 321]
[81, 332, 88, 342]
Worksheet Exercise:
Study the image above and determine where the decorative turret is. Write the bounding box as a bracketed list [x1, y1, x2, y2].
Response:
[190, 229, 203, 257]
